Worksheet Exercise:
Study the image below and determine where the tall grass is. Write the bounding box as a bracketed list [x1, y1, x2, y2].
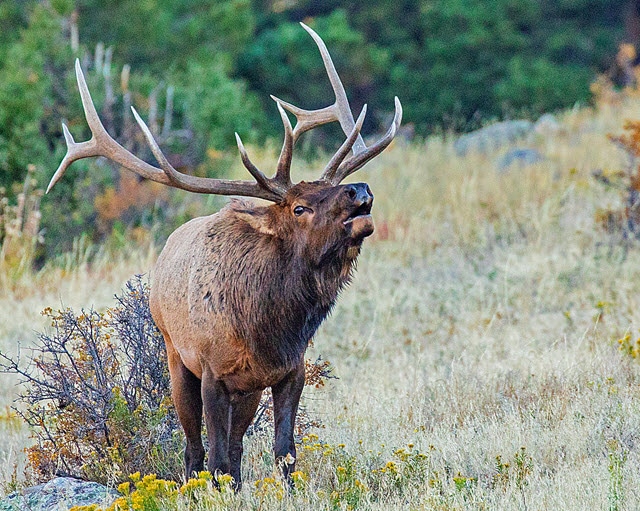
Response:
[3, 96, 640, 508]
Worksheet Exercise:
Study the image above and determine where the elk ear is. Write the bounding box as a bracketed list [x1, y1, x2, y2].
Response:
[231, 201, 277, 236]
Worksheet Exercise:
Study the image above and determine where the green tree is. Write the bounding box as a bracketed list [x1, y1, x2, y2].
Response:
[74, 0, 265, 151]
[76, 0, 255, 74]
[0, 2, 72, 192]
[180, 57, 264, 154]
[247, 0, 627, 131]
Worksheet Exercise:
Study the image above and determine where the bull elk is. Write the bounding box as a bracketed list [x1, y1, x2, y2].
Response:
[48, 23, 402, 486]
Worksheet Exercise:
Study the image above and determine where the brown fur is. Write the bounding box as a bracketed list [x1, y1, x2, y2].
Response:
[150, 180, 374, 485]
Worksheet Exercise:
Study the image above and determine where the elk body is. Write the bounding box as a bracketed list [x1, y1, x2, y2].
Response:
[48, 23, 401, 486]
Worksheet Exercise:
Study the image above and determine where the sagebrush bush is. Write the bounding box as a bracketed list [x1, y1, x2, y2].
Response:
[0, 276, 332, 485]
[0, 276, 181, 483]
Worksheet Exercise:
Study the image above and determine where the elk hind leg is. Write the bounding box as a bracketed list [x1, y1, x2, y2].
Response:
[165, 339, 205, 479]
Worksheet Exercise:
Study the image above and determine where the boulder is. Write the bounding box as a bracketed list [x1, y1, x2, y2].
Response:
[454, 120, 534, 156]
[0, 477, 117, 511]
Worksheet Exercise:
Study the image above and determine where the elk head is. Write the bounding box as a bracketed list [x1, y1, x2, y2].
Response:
[48, 22, 402, 487]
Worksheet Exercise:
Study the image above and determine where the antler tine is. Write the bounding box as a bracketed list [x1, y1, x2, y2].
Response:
[47, 60, 171, 193]
[299, 22, 367, 154]
[234, 133, 283, 195]
[269, 22, 367, 155]
[46, 123, 91, 193]
[48, 60, 285, 202]
[332, 97, 403, 184]
[271, 24, 402, 185]
[132, 106, 282, 200]
[133, 106, 283, 200]
[131, 106, 179, 184]
[320, 105, 367, 184]
[271, 95, 337, 141]
[273, 102, 294, 189]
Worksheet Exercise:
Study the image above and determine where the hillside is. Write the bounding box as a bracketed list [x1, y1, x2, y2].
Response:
[2, 97, 640, 508]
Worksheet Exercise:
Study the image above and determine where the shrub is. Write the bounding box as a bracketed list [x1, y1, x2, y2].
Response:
[0, 276, 182, 483]
[0, 276, 332, 484]
[594, 119, 640, 242]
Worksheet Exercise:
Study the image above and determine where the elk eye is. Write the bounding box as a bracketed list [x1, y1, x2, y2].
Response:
[293, 205, 307, 216]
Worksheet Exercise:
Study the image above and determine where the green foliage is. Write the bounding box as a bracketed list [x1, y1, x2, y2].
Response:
[494, 57, 592, 114]
[607, 440, 627, 511]
[492, 447, 534, 510]
[0, 2, 30, 60]
[255, 0, 625, 131]
[0, 0, 631, 263]
[179, 57, 264, 153]
[618, 332, 640, 359]
[400, 0, 531, 127]
[76, 0, 255, 74]
[0, 3, 70, 189]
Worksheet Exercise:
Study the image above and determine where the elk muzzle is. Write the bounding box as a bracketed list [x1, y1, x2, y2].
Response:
[343, 183, 374, 240]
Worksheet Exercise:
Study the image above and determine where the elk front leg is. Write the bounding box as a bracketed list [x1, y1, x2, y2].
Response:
[272, 362, 305, 480]
[229, 391, 262, 488]
[201, 371, 232, 478]
[164, 341, 205, 479]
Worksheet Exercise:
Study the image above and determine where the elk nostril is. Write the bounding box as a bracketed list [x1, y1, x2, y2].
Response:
[346, 186, 357, 200]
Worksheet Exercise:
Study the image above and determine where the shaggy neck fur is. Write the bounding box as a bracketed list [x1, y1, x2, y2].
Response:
[208, 200, 362, 370]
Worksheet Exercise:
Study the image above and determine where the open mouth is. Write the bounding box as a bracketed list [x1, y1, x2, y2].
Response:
[343, 201, 374, 240]
[343, 202, 373, 225]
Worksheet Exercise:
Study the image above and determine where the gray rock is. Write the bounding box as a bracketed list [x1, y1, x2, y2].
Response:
[0, 478, 118, 511]
[454, 120, 534, 156]
[497, 148, 545, 171]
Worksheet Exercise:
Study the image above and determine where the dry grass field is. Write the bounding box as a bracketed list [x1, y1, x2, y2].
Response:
[3, 98, 640, 509]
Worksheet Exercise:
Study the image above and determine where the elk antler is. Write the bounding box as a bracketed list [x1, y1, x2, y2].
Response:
[49, 24, 402, 200]
[48, 60, 284, 202]
[269, 22, 403, 186]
